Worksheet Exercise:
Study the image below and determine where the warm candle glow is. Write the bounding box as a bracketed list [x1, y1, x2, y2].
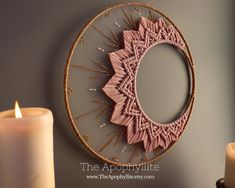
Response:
[0, 107, 55, 187]
[14, 101, 22, 118]
[225, 142, 235, 188]
[231, 143, 235, 150]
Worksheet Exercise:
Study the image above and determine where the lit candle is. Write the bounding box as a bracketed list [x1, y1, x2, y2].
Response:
[0, 101, 55, 188]
[224, 142, 235, 188]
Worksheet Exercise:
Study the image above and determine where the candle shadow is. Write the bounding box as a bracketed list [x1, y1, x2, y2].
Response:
[232, 7, 235, 136]
[227, 2, 235, 138]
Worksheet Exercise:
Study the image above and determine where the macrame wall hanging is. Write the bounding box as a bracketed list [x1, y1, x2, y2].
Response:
[64, 2, 195, 166]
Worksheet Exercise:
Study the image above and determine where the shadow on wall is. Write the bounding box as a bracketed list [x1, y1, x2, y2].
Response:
[232, 7, 235, 135]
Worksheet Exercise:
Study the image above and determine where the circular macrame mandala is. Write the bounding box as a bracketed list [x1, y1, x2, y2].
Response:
[64, 2, 195, 166]
[103, 16, 193, 152]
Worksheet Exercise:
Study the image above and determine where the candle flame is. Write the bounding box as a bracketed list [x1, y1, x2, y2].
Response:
[15, 100, 23, 118]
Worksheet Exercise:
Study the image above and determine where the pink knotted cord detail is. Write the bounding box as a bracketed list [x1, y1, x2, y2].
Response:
[103, 17, 190, 152]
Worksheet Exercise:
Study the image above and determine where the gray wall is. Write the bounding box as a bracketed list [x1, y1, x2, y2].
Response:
[0, 0, 234, 188]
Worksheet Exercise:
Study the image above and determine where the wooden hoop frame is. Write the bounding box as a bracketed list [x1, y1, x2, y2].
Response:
[64, 2, 195, 166]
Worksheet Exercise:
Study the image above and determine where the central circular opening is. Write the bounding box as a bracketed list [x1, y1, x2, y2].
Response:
[136, 44, 189, 124]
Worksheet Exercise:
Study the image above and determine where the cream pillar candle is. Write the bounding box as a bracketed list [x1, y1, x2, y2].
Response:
[0, 102, 55, 188]
[224, 143, 235, 188]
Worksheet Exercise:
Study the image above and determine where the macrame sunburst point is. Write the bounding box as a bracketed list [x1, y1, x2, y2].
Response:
[103, 16, 194, 152]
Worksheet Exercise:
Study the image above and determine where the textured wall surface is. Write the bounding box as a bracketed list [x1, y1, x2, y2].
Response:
[0, 0, 234, 188]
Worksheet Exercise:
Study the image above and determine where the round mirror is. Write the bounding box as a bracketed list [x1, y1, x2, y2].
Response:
[136, 44, 189, 123]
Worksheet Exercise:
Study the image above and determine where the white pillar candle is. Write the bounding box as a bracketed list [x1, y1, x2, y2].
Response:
[0, 103, 55, 188]
[224, 142, 235, 188]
